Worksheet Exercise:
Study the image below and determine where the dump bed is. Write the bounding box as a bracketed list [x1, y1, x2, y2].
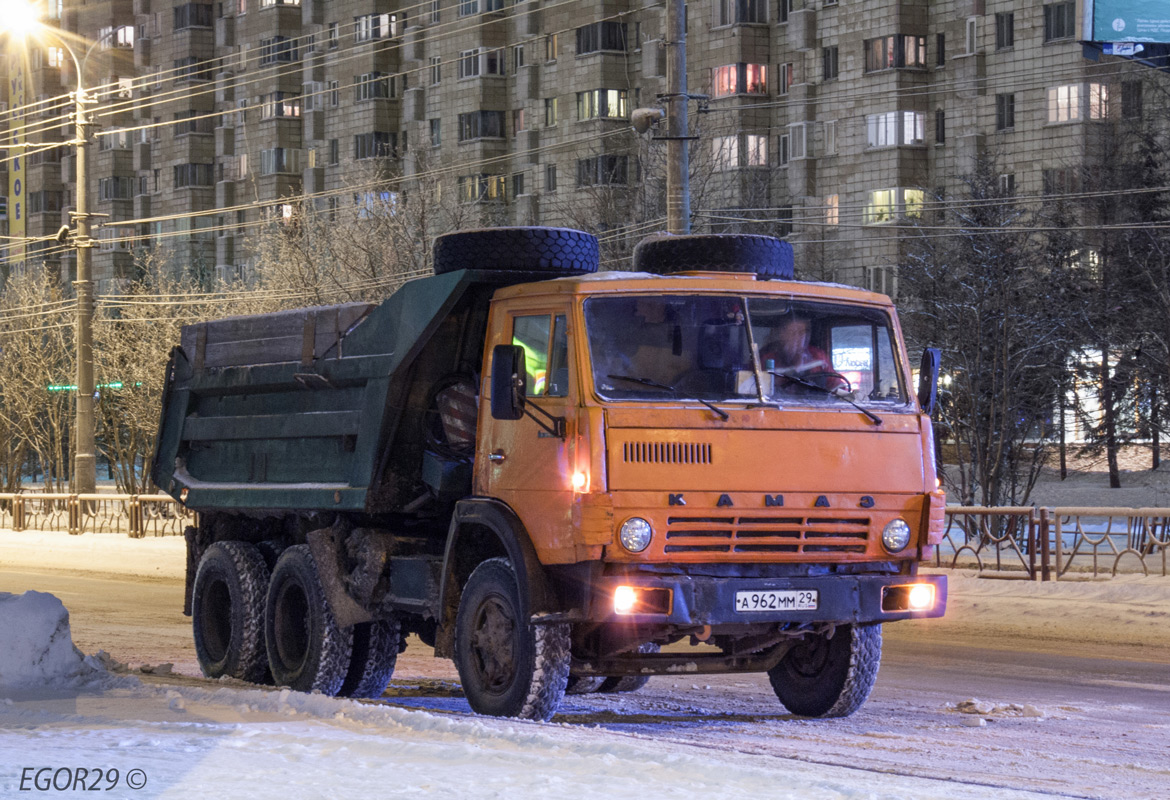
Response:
[151, 269, 530, 514]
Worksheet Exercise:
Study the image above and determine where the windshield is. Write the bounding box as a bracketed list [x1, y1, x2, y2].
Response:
[583, 295, 907, 407]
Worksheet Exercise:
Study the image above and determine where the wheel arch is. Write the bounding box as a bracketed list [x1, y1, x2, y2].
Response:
[435, 498, 560, 658]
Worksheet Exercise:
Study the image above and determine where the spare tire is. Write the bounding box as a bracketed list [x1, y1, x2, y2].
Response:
[632, 234, 794, 279]
[433, 227, 599, 276]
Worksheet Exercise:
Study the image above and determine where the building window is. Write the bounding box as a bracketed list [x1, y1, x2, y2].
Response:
[327, 23, 338, 48]
[778, 133, 790, 166]
[995, 94, 1015, 131]
[577, 155, 629, 186]
[936, 33, 945, 66]
[935, 108, 945, 143]
[712, 136, 738, 170]
[778, 62, 794, 94]
[576, 89, 629, 120]
[778, 0, 792, 24]
[1047, 83, 1108, 123]
[355, 72, 393, 101]
[513, 44, 525, 70]
[512, 172, 527, 197]
[825, 194, 839, 225]
[430, 119, 441, 147]
[260, 0, 300, 7]
[965, 17, 977, 54]
[458, 110, 505, 141]
[718, 0, 766, 26]
[174, 3, 212, 30]
[98, 177, 134, 200]
[545, 33, 559, 62]
[824, 120, 837, 155]
[261, 92, 302, 119]
[864, 187, 923, 224]
[328, 80, 339, 106]
[788, 125, 806, 160]
[1044, 2, 1076, 42]
[545, 97, 559, 126]
[260, 147, 303, 174]
[430, 57, 441, 85]
[354, 132, 397, 159]
[354, 13, 400, 42]
[1122, 81, 1143, 119]
[458, 0, 502, 17]
[458, 48, 505, 78]
[864, 35, 927, 72]
[512, 108, 526, 134]
[458, 174, 507, 202]
[822, 46, 838, 81]
[711, 63, 767, 98]
[576, 21, 627, 54]
[174, 57, 214, 81]
[546, 164, 558, 193]
[995, 13, 1014, 49]
[173, 110, 213, 135]
[1043, 167, 1078, 195]
[999, 174, 1016, 195]
[174, 163, 215, 188]
[328, 139, 339, 164]
[865, 111, 925, 147]
[260, 36, 298, 64]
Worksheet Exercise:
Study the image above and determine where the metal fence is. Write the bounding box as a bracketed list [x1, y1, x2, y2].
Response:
[936, 506, 1170, 580]
[0, 492, 194, 538]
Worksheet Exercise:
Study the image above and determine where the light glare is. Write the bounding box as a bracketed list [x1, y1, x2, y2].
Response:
[908, 584, 935, 610]
[3, 1, 44, 38]
[571, 470, 589, 492]
[613, 586, 637, 614]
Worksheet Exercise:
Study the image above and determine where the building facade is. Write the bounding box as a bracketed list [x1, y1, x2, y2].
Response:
[1, 0, 1161, 293]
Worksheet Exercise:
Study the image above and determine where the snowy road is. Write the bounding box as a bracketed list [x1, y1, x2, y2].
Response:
[2, 568, 1168, 799]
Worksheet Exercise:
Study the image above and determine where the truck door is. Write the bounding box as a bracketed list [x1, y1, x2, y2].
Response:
[482, 310, 577, 561]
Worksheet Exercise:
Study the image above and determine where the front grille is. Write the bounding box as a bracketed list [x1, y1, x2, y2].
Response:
[664, 514, 870, 555]
[622, 441, 713, 465]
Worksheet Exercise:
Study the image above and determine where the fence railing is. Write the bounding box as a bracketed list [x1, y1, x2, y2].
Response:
[0, 492, 195, 538]
[937, 506, 1170, 580]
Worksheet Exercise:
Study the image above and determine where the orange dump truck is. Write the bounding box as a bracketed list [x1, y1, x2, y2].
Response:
[153, 228, 946, 722]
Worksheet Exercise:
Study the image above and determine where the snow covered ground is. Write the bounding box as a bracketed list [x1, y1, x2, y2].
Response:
[2, 529, 1169, 799]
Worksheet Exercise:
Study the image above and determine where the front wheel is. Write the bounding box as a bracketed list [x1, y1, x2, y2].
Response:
[453, 558, 570, 721]
[767, 623, 882, 718]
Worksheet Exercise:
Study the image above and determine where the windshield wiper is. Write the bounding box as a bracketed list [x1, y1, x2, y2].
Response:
[607, 374, 730, 422]
[768, 371, 883, 426]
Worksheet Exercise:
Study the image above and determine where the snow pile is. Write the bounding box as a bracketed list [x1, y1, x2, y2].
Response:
[0, 591, 104, 689]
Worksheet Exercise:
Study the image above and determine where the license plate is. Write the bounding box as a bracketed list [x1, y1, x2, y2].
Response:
[735, 590, 818, 612]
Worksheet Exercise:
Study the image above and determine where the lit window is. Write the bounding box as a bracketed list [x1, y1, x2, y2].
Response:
[825, 194, 839, 225]
[1047, 84, 1081, 123]
[866, 111, 925, 147]
[711, 63, 767, 98]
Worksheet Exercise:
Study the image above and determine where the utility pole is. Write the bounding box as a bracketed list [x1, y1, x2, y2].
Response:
[664, 0, 690, 234]
[72, 84, 97, 495]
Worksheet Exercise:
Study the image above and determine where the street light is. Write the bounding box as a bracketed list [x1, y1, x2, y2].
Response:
[3, 2, 106, 495]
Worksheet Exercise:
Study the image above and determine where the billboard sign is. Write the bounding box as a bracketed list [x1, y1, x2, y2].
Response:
[1086, 0, 1170, 44]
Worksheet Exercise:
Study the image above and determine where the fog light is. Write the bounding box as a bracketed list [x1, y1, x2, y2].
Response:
[881, 519, 912, 552]
[614, 585, 638, 614]
[619, 517, 653, 553]
[571, 471, 589, 492]
[908, 583, 935, 610]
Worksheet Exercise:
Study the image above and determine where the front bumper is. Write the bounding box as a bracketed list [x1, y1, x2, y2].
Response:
[589, 572, 947, 626]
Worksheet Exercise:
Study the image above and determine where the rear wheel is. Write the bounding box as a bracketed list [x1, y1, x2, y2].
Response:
[454, 558, 570, 720]
[264, 545, 353, 695]
[767, 623, 882, 718]
[191, 541, 271, 683]
[339, 618, 401, 699]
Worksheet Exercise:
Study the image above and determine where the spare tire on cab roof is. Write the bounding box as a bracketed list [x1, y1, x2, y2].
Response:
[632, 233, 794, 280]
[433, 227, 600, 276]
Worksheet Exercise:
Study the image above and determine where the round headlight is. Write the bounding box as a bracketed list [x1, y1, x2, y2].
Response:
[619, 517, 653, 553]
[881, 519, 913, 553]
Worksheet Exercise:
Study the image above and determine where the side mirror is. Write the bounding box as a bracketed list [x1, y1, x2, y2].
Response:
[917, 348, 941, 417]
[490, 344, 527, 421]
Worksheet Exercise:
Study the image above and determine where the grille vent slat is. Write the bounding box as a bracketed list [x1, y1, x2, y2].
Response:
[623, 441, 713, 465]
[664, 514, 873, 555]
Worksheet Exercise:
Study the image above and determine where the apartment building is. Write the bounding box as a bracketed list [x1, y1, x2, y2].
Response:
[1, 0, 1158, 293]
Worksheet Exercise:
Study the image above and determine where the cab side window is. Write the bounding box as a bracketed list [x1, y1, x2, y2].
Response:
[512, 314, 569, 397]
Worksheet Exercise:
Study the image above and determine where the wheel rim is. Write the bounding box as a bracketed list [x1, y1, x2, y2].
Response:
[469, 593, 518, 695]
[200, 576, 233, 664]
[788, 633, 832, 678]
[272, 580, 311, 672]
